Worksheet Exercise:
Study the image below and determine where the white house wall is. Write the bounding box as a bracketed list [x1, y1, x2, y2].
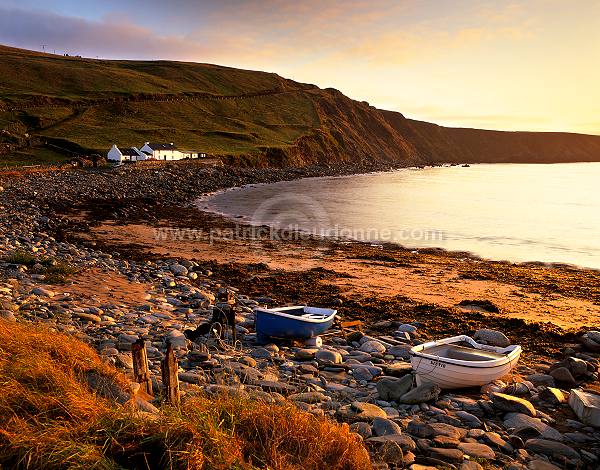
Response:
[135, 144, 204, 161]
[107, 145, 123, 162]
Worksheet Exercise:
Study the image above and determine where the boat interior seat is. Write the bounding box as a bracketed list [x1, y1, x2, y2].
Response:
[445, 345, 505, 362]
[423, 344, 505, 362]
[284, 308, 307, 315]
[301, 314, 326, 320]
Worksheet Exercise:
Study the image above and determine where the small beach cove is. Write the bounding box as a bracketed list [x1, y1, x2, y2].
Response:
[201, 163, 600, 271]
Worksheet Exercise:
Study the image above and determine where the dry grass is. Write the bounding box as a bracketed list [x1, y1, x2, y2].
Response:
[3, 250, 77, 283]
[0, 321, 370, 469]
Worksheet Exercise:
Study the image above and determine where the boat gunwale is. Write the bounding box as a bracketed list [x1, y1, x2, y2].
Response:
[254, 306, 337, 324]
[410, 335, 522, 369]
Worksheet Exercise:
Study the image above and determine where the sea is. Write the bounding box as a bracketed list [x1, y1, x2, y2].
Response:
[200, 163, 600, 270]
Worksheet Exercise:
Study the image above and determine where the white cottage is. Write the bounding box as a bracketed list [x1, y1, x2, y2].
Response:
[139, 142, 205, 160]
[107, 145, 146, 163]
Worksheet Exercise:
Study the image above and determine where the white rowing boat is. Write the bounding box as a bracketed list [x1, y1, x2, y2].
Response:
[410, 335, 521, 389]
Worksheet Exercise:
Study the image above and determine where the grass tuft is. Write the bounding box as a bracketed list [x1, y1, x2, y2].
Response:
[3, 250, 77, 283]
[0, 321, 371, 469]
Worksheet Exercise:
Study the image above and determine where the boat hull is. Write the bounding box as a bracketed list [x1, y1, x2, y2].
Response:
[254, 306, 336, 342]
[410, 335, 521, 389]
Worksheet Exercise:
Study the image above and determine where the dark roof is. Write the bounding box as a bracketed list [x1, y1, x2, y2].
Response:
[147, 143, 176, 150]
[120, 147, 140, 156]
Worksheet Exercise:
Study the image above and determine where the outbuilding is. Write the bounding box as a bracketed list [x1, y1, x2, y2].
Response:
[107, 145, 146, 163]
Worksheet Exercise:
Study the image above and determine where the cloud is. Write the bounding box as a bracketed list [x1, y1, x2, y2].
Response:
[0, 1, 597, 134]
[0, 7, 208, 59]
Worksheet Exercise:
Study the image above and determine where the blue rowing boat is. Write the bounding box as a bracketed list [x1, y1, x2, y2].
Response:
[254, 306, 337, 343]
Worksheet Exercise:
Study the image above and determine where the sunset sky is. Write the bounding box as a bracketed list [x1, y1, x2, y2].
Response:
[1, 0, 598, 134]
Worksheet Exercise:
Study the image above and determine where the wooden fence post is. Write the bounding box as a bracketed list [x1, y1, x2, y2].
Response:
[132, 337, 153, 396]
[161, 341, 180, 406]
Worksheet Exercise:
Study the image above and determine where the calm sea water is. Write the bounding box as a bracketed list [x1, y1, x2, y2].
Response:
[201, 163, 600, 270]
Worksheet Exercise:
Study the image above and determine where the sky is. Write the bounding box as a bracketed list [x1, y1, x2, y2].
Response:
[0, 0, 598, 134]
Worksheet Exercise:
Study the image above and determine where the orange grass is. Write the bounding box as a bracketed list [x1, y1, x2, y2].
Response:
[0, 321, 370, 469]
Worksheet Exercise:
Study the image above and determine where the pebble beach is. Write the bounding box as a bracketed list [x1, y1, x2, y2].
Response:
[1, 162, 600, 470]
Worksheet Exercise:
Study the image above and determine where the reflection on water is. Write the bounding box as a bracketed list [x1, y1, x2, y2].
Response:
[201, 163, 600, 269]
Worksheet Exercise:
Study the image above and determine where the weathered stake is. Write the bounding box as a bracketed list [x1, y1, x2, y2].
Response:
[161, 341, 180, 406]
[132, 337, 153, 396]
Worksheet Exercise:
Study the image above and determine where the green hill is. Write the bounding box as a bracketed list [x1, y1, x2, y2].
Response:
[1, 44, 600, 167]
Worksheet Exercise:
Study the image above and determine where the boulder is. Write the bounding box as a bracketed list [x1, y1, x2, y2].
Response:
[338, 401, 388, 422]
[0, 310, 16, 322]
[169, 264, 188, 276]
[388, 344, 412, 359]
[503, 381, 533, 396]
[178, 372, 205, 384]
[549, 367, 577, 387]
[251, 347, 273, 359]
[360, 340, 387, 354]
[74, 312, 101, 323]
[351, 365, 375, 382]
[433, 435, 460, 448]
[455, 410, 482, 427]
[481, 431, 513, 453]
[491, 392, 537, 416]
[429, 423, 466, 440]
[568, 389, 600, 428]
[383, 362, 413, 377]
[297, 363, 318, 376]
[205, 384, 248, 398]
[457, 442, 495, 460]
[400, 383, 441, 404]
[503, 413, 564, 441]
[539, 387, 567, 405]
[295, 348, 317, 360]
[372, 417, 402, 436]
[580, 332, 600, 352]
[526, 374, 555, 387]
[407, 419, 434, 438]
[376, 375, 413, 401]
[134, 396, 159, 413]
[473, 329, 510, 347]
[368, 434, 417, 453]
[458, 299, 500, 313]
[551, 357, 588, 377]
[375, 440, 404, 465]
[315, 349, 342, 364]
[397, 323, 418, 334]
[350, 421, 372, 439]
[32, 287, 55, 298]
[527, 460, 562, 470]
[585, 330, 600, 344]
[166, 329, 188, 349]
[524, 439, 580, 461]
[115, 353, 134, 369]
[429, 447, 464, 463]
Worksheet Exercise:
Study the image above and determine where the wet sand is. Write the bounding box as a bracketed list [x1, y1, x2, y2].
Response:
[92, 220, 600, 332]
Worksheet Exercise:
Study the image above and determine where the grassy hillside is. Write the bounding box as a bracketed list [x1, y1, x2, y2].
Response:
[0, 320, 370, 469]
[1, 44, 600, 167]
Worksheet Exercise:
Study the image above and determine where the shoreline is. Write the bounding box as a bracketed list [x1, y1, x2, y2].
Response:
[197, 167, 600, 274]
